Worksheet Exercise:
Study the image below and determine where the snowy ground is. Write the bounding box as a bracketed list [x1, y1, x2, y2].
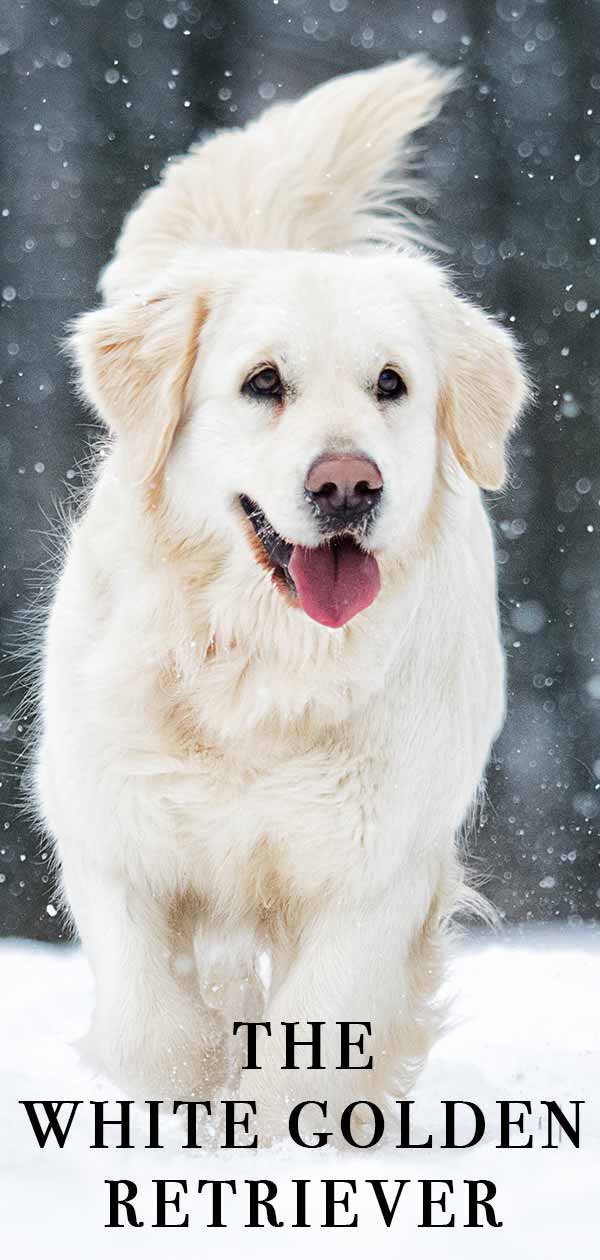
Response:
[1, 926, 599, 1256]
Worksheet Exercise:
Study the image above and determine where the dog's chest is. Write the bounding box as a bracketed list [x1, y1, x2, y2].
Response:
[130, 600, 502, 906]
[153, 692, 467, 911]
[163, 732, 384, 904]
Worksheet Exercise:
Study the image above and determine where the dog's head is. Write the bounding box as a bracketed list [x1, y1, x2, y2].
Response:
[71, 249, 529, 629]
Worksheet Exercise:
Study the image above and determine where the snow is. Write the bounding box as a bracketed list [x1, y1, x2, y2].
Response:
[0, 927, 599, 1255]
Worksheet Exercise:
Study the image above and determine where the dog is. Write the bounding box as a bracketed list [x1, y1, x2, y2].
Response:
[35, 58, 528, 1136]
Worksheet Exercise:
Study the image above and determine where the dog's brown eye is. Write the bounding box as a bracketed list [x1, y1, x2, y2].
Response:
[376, 368, 407, 401]
[244, 367, 283, 399]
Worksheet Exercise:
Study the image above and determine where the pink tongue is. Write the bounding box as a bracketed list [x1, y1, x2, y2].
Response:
[288, 538, 381, 628]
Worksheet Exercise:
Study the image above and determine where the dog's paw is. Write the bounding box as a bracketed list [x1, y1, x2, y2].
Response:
[85, 1005, 227, 1100]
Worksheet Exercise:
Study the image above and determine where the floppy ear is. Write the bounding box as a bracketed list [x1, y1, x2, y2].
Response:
[437, 295, 530, 491]
[68, 285, 207, 484]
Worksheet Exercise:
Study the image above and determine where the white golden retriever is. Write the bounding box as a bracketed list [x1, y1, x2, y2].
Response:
[36, 59, 528, 1131]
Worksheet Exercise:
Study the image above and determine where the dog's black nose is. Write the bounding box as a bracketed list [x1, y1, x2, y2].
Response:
[304, 452, 383, 527]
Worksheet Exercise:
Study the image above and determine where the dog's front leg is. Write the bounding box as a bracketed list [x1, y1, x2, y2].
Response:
[248, 883, 446, 1142]
[63, 865, 223, 1098]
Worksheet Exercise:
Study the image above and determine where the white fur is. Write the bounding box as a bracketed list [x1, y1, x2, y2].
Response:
[35, 59, 528, 1135]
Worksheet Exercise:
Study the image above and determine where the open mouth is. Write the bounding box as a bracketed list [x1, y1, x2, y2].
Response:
[239, 494, 381, 629]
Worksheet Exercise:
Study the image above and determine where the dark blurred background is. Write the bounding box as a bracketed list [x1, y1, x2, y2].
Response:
[1, 0, 599, 940]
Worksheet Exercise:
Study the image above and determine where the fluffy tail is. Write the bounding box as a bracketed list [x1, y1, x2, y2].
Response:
[100, 57, 459, 300]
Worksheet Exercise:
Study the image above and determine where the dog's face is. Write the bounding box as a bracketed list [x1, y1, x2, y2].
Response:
[170, 253, 442, 627]
[73, 249, 528, 628]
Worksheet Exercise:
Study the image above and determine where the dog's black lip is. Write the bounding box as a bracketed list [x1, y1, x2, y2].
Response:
[239, 494, 296, 591]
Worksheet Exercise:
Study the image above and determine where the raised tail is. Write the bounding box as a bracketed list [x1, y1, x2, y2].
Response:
[100, 57, 459, 300]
